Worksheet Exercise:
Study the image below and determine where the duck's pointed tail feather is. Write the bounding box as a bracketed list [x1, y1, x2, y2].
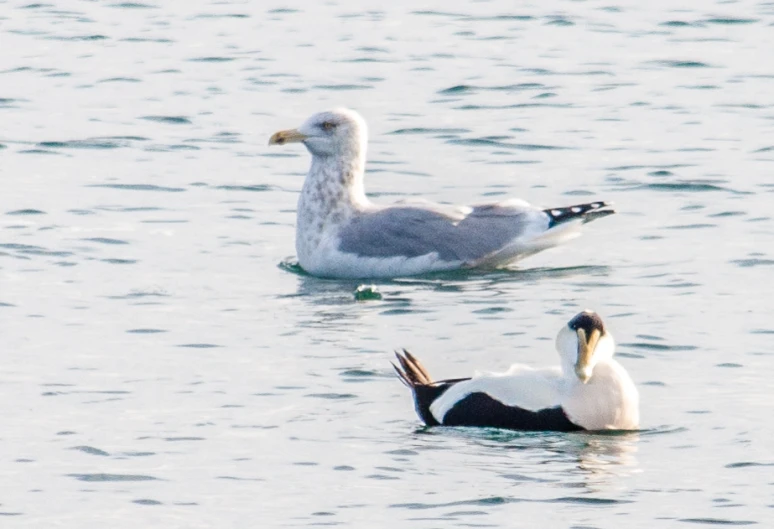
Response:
[393, 349, 433, 387]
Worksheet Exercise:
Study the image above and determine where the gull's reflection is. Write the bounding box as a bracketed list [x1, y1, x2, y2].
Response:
[277, 258, 613, 337]
[281, 257, 612, 302]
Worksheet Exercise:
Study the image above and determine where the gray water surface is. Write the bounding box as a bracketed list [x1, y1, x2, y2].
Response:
[1, 1, 773, 527]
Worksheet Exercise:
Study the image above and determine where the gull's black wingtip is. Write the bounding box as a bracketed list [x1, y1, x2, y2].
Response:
[544, 201, 615, 227]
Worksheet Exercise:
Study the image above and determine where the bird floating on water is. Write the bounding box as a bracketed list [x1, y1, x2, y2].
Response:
[393, 310, 639, 431]
[269, 108, 614, 279]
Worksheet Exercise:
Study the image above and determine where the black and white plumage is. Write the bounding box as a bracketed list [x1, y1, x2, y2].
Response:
[393, 311, 639, 432]
[268, 108, 615, 279]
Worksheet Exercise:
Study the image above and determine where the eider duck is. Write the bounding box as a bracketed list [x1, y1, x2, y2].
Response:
[393, 310, 639, 431]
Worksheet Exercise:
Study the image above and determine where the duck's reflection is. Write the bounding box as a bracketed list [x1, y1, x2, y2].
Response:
[414, 427, 640, 492]
[569, 431, 640, 485]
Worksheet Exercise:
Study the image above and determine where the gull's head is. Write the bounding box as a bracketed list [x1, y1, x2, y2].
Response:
[268, 108, 367, 159]
[555, 310, 615, 384]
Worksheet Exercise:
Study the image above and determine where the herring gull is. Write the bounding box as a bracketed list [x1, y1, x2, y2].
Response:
[269, 108, 614, 279]
[393, 310, 639, 431]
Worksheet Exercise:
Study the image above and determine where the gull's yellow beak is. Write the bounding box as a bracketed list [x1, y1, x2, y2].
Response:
[574, 327, 601, 384]
[268, 128, 308, 146]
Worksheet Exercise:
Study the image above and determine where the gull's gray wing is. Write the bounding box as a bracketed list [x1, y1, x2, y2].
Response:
[337, 202, 544, 263]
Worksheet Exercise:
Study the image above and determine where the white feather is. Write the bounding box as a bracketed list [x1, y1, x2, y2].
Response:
[430, 366, 563, 422]
[561, 360, 640, 430]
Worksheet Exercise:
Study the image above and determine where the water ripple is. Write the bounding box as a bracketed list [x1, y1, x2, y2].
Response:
[67, 473, 158, 482]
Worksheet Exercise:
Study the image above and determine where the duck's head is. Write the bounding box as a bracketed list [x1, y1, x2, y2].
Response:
[556, 310, 615, 384]
[268, 108, 367, 159]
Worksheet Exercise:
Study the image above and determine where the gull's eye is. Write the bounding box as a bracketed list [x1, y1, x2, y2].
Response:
[321, 121, 336, 132]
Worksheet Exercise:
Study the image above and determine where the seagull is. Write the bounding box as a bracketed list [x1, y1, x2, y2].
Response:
[392, 310, 639, 431]
[269, 108, 614, 279]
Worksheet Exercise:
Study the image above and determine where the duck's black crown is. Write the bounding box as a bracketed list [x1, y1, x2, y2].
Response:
[568, 310, 606, 336]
